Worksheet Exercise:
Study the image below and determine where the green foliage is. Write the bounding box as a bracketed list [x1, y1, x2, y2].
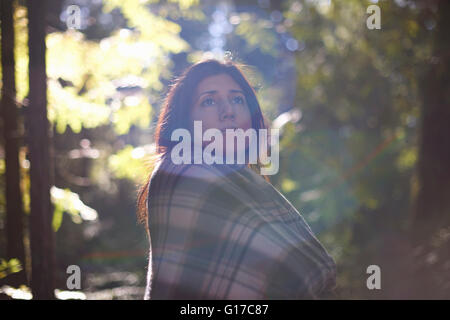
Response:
[0, 259, 23, 279]
[234, 13, 279, 56]
[14, 6, 29, 102]
[50, 186, 98, 232]
[277, 0, 427, 225]
[48, 79, 111, 134]
[112, 96, 152, 135]
[273, 0, 436, 297]
[42, 0, 191, 134]
[108, 145, 151, 183]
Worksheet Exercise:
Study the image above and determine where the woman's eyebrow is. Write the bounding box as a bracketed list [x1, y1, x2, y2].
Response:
[229, 89, 245, 95]
[198, 90, 216, 98]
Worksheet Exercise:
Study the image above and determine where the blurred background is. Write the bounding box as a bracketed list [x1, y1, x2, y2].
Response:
[0, 0, 449, 299]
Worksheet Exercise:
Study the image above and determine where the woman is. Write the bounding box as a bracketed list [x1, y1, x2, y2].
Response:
[136, 58, 337, 300]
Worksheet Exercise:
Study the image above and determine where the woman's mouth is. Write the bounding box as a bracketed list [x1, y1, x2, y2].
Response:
[221, 127, 237, 133]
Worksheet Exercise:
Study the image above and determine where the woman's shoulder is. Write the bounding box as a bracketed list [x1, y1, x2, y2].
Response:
[151, 154, 231, 191]
[149, 153, 268, 200]
[147, 155, 250, 215]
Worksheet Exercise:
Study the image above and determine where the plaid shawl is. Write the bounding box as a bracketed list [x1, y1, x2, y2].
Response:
[144, 154, 337, 300]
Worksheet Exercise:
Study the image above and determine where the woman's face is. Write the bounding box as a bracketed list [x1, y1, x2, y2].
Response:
[190, 73, 252, 157]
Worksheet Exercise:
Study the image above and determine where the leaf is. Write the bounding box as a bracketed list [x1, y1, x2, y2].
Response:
[0, 259, 23, 279]
[52, 205, 64, 232]
[50, 186, 98, 231]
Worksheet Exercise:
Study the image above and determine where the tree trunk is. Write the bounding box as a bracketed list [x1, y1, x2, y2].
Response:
[1, 0, 28, 287]
[26, 0, 55, 299]
[412, 0, 450, 299]
[414, 0, 450, 238]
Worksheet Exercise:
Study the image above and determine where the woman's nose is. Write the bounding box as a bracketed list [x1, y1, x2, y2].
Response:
[219, 100, 236, 121]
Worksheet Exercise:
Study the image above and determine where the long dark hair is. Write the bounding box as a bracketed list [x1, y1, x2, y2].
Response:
[136, 58, 269, 238]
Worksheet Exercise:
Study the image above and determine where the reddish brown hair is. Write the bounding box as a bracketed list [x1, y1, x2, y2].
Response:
[136, 58, 269, 239]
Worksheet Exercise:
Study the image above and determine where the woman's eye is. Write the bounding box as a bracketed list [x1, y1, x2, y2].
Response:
[232, 96, 245, 105]
[201, 98, 215, 107]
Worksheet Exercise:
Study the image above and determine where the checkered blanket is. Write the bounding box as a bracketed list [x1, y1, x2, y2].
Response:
[144, 154, 337, 299]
